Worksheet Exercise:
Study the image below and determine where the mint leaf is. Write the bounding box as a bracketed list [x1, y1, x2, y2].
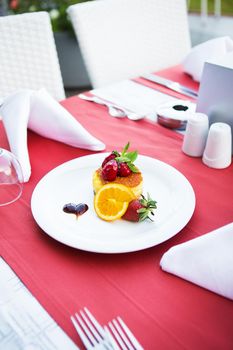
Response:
[115, 155, 130, 163]
[122, 142, 130, 155]
[125, 151, 138, 162]
[127, 163, 139, 173]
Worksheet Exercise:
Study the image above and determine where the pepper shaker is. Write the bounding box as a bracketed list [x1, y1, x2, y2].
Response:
[182, 112, 209, 157]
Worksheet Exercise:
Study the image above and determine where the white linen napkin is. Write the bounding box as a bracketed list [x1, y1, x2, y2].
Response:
[0, 89, 105, 182]
[183, 36, 233, 82]
[160, 222, 233, 300]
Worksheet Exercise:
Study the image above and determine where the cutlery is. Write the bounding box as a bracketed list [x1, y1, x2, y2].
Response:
[104, 317, 144, 350]
[140, 73, 198, 99]
[125, 112, 145, 121]
[71, 308, 143, 350]
[78, 93, 126, 118]
[71, 307, 113, 350]
[78, 94, 145, 121]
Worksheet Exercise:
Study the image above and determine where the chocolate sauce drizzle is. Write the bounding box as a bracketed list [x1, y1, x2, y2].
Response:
[63, 203, 88, 218]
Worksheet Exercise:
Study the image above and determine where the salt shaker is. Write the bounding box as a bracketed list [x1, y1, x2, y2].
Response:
[182, 112, 209, 157]
[209, 104, 233, 154]
[202, 122, 232, 169]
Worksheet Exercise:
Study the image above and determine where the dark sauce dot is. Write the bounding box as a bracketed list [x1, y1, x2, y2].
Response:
[63, 203, 88, 218]
[76, 203, 89, 216]
[172, 105, 189, 111]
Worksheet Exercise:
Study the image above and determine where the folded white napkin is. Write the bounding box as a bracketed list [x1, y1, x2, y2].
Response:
[0, 89, 105, 182]
[160, 222, 233, 300]
[183, 36, 233, 82]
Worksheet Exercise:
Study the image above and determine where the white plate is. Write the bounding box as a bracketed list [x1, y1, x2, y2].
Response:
[31, 154, 195, 253]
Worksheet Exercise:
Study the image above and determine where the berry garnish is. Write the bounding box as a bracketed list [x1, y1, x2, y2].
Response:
[118, 162, 131, 177]
[102, 159, 118, 181]
[122, 193, 157, 222]
[102, 151, 120, 167]
[115, 142, 139, 174]
[100, 142, 139, 181]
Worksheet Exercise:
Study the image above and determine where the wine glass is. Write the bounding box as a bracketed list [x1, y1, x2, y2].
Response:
[0, 148, 23, 206]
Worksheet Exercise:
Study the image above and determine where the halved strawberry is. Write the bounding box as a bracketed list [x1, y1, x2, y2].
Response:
[122, 193, 157, 222]
[102, 151, 120, 168]
[118, 162, 131, 177]
[101, 159, 118, 181]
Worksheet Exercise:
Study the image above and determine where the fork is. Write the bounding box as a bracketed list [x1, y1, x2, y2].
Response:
[104, 317, 144, 350]
[71, 307, 113, 350]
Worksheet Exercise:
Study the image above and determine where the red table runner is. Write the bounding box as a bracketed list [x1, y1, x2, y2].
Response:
[1, 66, 233, 350]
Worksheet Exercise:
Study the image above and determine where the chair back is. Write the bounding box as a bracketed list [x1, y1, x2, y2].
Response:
[67, 0, 191, 88]
[0, 12, 65, 101]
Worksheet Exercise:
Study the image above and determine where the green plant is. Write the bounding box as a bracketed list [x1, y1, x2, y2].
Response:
[8, 0, 92, 32]
[188, 0, 233, 16]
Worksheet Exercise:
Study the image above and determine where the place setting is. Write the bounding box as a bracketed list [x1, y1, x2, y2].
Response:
[1, 3, 233, 349]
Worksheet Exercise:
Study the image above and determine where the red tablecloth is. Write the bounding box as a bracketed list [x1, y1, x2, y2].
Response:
[1, 66, 233, 350]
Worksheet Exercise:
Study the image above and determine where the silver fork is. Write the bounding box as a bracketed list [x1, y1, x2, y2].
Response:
[71, 307, 113, 350]
[104, 317, 144, 350]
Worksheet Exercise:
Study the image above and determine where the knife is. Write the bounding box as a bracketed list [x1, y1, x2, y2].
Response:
[141, 73, 198, 99]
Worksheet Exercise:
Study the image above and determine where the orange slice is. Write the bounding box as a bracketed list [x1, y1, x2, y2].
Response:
[94, 183, 136, 221]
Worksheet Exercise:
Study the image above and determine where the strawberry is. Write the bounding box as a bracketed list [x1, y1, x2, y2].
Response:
[102, 151, 120, 168]
[118, 162, 131, 177]
[101, 159, 118, 181]
[122, 193, 157, 222]
[115, 142, 139, 175]
[101, 142, 139, 181]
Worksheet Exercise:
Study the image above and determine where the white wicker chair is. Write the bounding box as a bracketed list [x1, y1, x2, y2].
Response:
[0, 11, 65, 101]
[67, 0, 191, 88]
